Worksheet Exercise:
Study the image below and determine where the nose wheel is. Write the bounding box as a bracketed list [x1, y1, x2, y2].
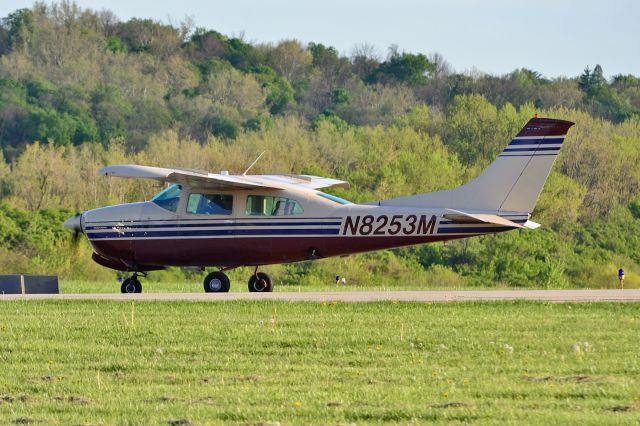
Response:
[248, 270, 273, 292]
[121, 274, 142, 293]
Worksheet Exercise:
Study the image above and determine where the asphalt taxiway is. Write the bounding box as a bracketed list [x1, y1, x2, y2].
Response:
[1, 289, 639, 302]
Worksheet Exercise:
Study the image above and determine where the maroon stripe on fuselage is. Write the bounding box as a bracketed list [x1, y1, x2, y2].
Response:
[89, 234, 478, 270]
[515, 118, 574, 137]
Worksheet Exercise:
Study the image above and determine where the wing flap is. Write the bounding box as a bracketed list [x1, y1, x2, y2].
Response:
[444, 208, 525, 228]
[256, 174, 350, 189]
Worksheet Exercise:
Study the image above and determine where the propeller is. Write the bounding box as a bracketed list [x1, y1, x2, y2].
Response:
[63, 212, 84, 245]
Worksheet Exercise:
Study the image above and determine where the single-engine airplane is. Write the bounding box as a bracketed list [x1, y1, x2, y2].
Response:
[64, 117, 574, 293]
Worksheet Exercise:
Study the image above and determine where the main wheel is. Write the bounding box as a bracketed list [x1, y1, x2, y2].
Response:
[248, 272, 273, 292]
[121, 277, 142, 294]
[203, 271, 230, 293]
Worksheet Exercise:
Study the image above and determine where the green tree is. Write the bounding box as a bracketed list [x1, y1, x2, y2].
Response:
[251, 65, 295, 114]
[2, 8, 34, 51]
[267, 40, 312, 86]
[372, 49, 435, 85]
[444, 94, 499, 164]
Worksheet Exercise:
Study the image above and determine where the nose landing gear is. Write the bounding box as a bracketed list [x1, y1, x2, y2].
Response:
[248, 268, 273, 292]
[121, 273, 143, 293]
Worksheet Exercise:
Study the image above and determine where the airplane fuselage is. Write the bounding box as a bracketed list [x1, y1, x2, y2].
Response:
[82, 185, 526, 272]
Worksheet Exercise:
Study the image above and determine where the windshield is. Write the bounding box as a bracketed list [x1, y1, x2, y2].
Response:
[151, 184, 182, 212]
[317, 192, 352, 205]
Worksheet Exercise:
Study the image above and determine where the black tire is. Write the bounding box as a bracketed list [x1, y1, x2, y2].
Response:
[121, 278, 136, 294]
[121, 277, 142, 293]
[248, 272, 273, 292]
[203, 271, 231, 293]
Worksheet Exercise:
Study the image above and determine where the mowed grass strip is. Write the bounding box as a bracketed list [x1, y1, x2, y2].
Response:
[0, 301, 639, 425]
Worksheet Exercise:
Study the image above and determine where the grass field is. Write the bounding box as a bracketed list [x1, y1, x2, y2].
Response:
[1, 301, 639, 425]
[0, 301, 640, 425]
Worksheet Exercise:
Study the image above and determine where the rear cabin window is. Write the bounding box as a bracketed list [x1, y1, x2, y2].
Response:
[187, 193, 233, 215]
[245, 195, 303, 216]
[151, 184, 182, 212]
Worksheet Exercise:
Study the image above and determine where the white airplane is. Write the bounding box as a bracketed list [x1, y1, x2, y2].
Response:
[64, 117, 574, 293]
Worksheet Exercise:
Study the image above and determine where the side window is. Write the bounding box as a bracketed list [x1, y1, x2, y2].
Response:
[186, 193, 233, 215]
[246, 195, 303, 216]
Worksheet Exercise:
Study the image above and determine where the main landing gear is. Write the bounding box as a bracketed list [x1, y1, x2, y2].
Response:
[203, 271, 231, 293]
[119, 269, 274, 294]
[202, 267, 274, 293]
[121, 273, 143, 293]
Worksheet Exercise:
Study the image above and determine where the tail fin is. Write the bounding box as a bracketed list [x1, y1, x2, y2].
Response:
[380, 117, 575, 214]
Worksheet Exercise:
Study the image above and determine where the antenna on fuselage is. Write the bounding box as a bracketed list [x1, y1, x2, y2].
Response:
[242, 151, 266, 176]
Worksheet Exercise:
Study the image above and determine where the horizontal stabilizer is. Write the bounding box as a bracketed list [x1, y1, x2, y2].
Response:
[443, 209, 524, 228]
[523, 220, 541, 229]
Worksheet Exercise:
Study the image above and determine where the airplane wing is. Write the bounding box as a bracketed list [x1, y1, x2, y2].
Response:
[99, 165, 283, 190]
[443, 208, 525, 228]
[98, 165, 350, 191]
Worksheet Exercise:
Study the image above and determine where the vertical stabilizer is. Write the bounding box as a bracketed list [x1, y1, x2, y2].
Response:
[380, 117, 575, 214]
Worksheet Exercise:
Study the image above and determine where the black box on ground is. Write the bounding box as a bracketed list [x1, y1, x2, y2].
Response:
[0, 275, 59, 294]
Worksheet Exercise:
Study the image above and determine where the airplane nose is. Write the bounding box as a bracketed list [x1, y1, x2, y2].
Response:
[63, 213, 82, 232]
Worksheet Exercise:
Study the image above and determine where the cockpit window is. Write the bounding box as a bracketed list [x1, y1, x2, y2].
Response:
[151, 184, 182, 212]
[187, 193, 233, 215]
[317, 192, 352, 205]
[246, 195, 304, 216]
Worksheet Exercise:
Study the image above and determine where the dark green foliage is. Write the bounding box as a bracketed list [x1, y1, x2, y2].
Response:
[105, 35, 127, 53]
[629, 197, 640, 220]
[251, 65, 295, 114]
[311, 111, 349, 131]
[2, 8, 34, 50]
[0, 203, 71, 250]
[372, 51, 436, 85]
[186, 29, 254, 70]
[0, 26, 8, 55]
[0, 79, 99, 149]
[580, 65, 639, 122]
[201, 113, 239, 139]
[91, 85, 132, 143]
[308, 42, 339, 65]
[330, 87, 350, 106]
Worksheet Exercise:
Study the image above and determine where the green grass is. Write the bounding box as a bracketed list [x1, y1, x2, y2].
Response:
[0, 301, 639, 424]
[59, 279, 542, 294]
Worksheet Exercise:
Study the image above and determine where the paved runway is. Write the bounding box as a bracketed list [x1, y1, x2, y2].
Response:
[1, 289, 640, 302]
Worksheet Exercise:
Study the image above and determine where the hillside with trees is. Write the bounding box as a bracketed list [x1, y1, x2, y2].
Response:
[1, 2, 640, 288]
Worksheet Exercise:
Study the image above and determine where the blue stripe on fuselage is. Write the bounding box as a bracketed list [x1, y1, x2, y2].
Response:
[88, 228, 341, 239]
[502, 146, 560, 153]
[508, 137, 564, 146]
[85, 221, 341, 231]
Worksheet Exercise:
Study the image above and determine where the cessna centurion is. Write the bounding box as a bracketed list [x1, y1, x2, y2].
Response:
[64, 117, 574, 293]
